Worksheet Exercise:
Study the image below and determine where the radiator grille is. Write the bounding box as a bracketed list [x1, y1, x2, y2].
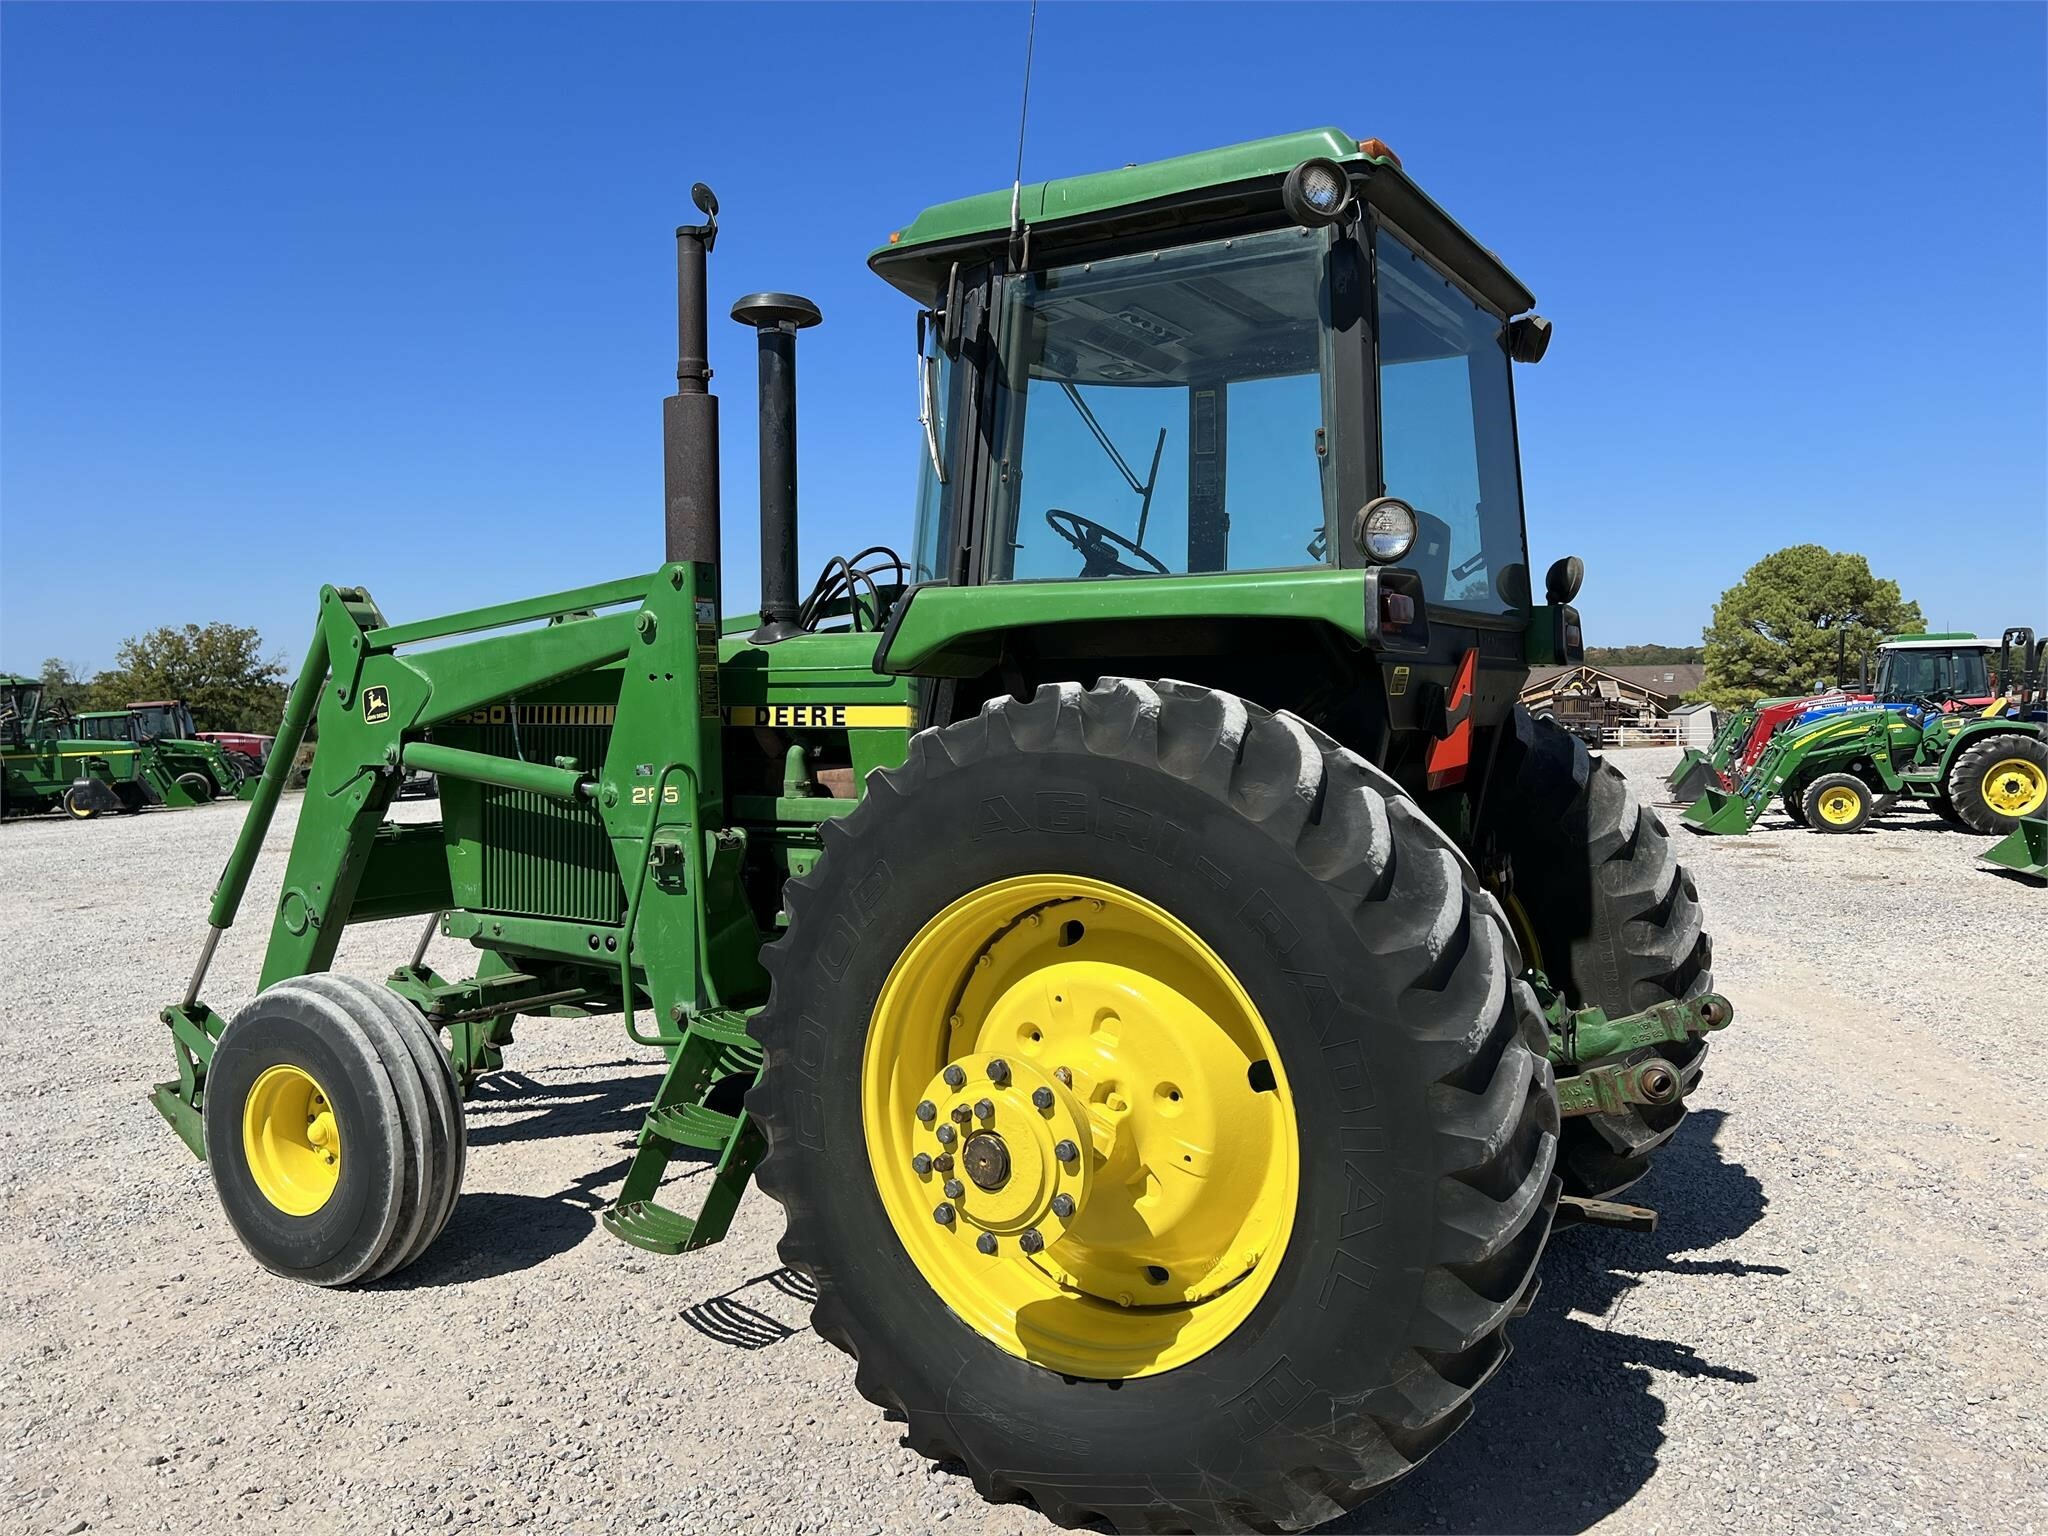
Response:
[472, 723, 622, 924]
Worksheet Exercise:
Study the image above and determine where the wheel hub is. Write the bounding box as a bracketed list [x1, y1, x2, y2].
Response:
[961, 1132, 1010, 1191]
[242, 1063, 342, 1216]
[912, 1054, 1092, 1250]
[1983, 758, 2047, 818]
[862, 875, 1299, 1379]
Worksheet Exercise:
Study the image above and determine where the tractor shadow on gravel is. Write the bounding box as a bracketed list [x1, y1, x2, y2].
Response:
[460, 1062, 661, 1147]
[379, 1191, 598, 1288]
[1335, 1109, 1776, 1534]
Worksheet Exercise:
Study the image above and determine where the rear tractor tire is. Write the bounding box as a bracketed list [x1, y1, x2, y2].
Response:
[203, 973, 465, 1285]
[1802, 773, 1874, 834]
[1494, 707, 1714, 1200]
[750, 679, 1558, 1534]
[1945, 734, 2048, 834]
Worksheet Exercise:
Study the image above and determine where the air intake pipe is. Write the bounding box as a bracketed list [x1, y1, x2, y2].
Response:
[663, 184, 721, 567]
[730, 292, 822, 645]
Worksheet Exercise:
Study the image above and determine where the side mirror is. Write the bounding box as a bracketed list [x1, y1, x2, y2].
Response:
[1545, 555, 1584, 604]
[1508, 315, 1552, 364]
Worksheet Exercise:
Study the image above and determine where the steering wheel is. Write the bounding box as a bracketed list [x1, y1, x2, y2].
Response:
[1044, 509, 1169, 578]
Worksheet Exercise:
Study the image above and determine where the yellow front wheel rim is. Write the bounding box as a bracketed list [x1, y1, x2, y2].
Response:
[242, 1064, 342, 1215]
[862, 875, 1298, 1379]
[1817, 786, 1864, 826]
[1982, 758, 2048, 818]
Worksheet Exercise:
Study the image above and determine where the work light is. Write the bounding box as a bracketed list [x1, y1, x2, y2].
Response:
[1356, 497, 1418, 563]
[1282, 158, 1354, 227]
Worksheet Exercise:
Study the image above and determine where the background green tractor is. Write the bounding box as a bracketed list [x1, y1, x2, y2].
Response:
[150, 132, 1728, 1532]
[129, 700, 262, 801]
[70, 709, 222, 808]
[0, 675, 143, 819]
[1685, 628, 2047, 836]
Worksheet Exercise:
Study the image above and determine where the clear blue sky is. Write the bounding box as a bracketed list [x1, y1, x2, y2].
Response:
[4, 2, 2043, 673]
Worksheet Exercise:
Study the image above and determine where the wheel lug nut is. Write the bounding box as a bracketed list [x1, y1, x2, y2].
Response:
[944, 1179, 964, 1200]
[1031, 1086, 1054, 1110]
[972, 1097, 994, 1121]
[933, 1203, 955, 1225]
[1050, 1193, 1075, 1218]
[942, 1065, 966, 1090]
[1019, 1228, 1045, 1254]
[934, 1153, 954, 1173]
[1054, 1139, 1079, 1163]
[1054, 1066, 1073, 1087]
[936, 1123, 957, 1146]
[912, 1153, 932, 1176]
[915, 1100, 936, 1124]
[976, 1233, 998, 1255]
[950, 1104, 972, 1125]
[987, 1059, 1011, 1085]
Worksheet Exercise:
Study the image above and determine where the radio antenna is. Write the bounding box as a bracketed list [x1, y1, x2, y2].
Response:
[1007, 0, 1039, 268]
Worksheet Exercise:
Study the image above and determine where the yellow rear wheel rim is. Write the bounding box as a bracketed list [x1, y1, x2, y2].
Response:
[1982, 758, 2047, 818]
[1817, 786, 1863, 826]
[242, 1064, 342, 1215]
[862, 875, 1297, 1379]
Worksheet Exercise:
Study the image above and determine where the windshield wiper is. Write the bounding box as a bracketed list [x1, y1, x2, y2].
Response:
[917, 311, 946, 485]
[1058, 382, 1168, 543]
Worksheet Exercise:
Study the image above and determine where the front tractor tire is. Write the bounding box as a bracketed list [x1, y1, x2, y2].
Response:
[1802, 773, 1874, 834]
[749, 680, 1558, 1534]
[1495, 708, 1714, 1199]
[203, 974, 465, 1285]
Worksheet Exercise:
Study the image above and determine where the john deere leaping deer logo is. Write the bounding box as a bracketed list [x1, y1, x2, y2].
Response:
[361, 686, 391, 724]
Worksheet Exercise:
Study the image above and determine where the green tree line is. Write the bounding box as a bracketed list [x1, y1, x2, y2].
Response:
[33, 622, 288, 734]
[1583, 644, 1705, 666]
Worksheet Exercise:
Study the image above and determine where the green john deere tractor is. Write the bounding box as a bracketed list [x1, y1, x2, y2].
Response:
[152, 131, 1729, 1532]
[130, 700, 261, 801]
[1, 675, 147, 819]
[1685, 628, 2048, 838]
[69, 709, 237, 808]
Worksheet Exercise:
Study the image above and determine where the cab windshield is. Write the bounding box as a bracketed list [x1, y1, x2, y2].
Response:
[0, 684, 37, 743]
[73, 714, 136, 742]
[984, 226, 1335, 580]
[1374, 226, 1527, 614]
[133, 704, 193, 739]
[1875, 647, 1990, 699]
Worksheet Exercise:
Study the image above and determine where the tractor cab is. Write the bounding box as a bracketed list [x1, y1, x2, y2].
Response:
[0, 675, 43, 746]
[131, 700, 200, 741]
[1871, 634, 1996, 706]
[71, 710, 144, 744]
[868, 130, 1569, 785]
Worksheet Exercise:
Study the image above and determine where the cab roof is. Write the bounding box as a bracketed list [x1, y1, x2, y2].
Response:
[870, 127, 1536, 317]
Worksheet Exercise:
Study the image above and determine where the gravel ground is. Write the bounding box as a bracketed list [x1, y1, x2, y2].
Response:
[2, 750, 2042, 1536]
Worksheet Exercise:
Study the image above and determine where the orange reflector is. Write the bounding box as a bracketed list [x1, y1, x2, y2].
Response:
[1358, 137, 1403, 169]
[888, 231, 902, 244]
[1424, 648, 1478, 791]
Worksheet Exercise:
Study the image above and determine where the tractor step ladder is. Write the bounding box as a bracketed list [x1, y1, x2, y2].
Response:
[603, 1007, 766, 1255]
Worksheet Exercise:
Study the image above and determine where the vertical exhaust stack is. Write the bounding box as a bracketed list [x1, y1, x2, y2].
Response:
[730, 292, 822, 644]
[664, 184, 721, 567]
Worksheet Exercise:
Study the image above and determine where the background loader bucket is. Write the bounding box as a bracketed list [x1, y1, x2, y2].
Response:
[1667, 752, 1722, 803]
[1683, 787, 1754, 835]
[1981, 817, 2048, 880]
